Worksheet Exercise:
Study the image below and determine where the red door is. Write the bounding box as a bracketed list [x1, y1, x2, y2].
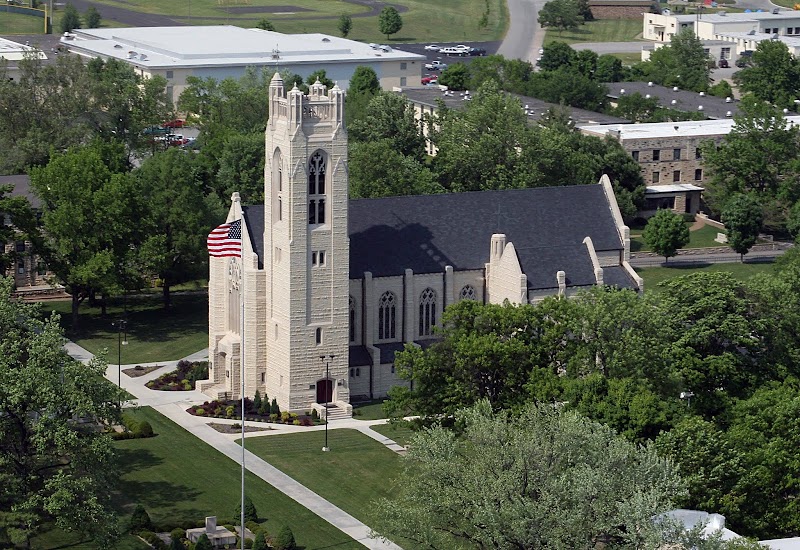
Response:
[316, 379, 333, 404]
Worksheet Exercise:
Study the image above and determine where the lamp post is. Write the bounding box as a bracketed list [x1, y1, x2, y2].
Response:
[320, 354, 335, 452]
[115, 319, 127, 405]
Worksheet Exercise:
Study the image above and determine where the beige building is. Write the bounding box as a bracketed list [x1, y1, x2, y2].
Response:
[579, 116, 800, 216]
[60, 26, 425, 104]
[202, 74, 642, 415]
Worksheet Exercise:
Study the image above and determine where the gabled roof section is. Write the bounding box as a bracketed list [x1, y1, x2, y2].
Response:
[349, 184, 622, 279]
[242, 205, 264, 269]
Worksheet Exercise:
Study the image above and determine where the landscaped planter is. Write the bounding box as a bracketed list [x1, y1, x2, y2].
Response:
[187, 399, 319, 426]
[146, 360, 208, 391]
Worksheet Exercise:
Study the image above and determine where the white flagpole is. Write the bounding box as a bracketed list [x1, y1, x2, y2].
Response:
[240, 221, 245, 550]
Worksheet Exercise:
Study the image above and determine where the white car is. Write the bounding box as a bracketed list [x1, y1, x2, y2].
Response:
[424, 44, 441, 51]
[424, 60, 448, 71]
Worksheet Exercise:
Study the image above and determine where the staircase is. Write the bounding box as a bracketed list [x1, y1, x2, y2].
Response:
[323, 403, 352, 421]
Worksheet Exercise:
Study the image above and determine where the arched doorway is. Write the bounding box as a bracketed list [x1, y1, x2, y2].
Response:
[316, 379, 333, 404]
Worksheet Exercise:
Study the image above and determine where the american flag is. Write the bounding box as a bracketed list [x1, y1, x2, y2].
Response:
[207, 219, 242, 258]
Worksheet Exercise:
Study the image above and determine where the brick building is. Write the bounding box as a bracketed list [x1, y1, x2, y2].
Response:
[588, 0, 658, 20]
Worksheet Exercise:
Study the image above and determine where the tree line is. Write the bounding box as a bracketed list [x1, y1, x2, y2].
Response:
[383, 250, 800, 540]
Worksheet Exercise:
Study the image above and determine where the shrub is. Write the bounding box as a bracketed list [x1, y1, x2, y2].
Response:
[226, 405, 235, 418]
[122, 412, 140, 433]
[128, 504, 152, 532]
[245, 520, 262, 534]
[170, 527, 184, 539]
[281, 411, 291, 423]
[311, 408, 319, 420]
[253, 390, 262, 413]
[252, 531, 268, 550]
[136, 420, 154, 438]
[293, 419, 301, 426]
[259, 393, 270, 415]
[269, 413, 278, 422]
[232, 423, 242, 430]
[194, 533, 213, 550]
[195, 408, 205, 416]
[273, 526, 296, 550]
[234, 495, 259, 523]
[139, 530, 166, 549]
[270, 398, 281, 416]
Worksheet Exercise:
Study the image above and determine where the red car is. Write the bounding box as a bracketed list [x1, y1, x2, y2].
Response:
[164, 119, 186, 128]
[421, 74, 439, 85]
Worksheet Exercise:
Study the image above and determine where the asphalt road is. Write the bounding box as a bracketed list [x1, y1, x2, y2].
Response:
[497, 0, 546, 62]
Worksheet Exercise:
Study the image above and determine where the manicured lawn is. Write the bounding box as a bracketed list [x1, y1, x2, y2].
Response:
[370, 422, 417, 447]
[631, 223, 723, 252]
[543, 19, 642, 45]
[30, 530, 149, 550]
[242, 429, 403, 527]
[39, 293, 208, 364]
[0, 9, 47, 34]
[636, 261, 775, 292]
[87, 0, 508, 42]
[610, 52, 643, 66]
[112, 408, 363, 549]
[352, 400, 389, 420]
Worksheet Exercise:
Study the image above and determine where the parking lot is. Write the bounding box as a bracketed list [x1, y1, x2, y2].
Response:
[393, 41, 501, 83]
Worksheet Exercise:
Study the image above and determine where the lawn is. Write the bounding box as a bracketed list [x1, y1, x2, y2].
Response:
[369, 422, 417, 447]
[631, 223, 723, 252]
[636, 261, 775, 292]
[242, 429, 403, 527]
[112, 408, 363, 549]
[609, 52, 643, 66]
[543, 19, 643, 45]
[87, 0, 508, 43]
[39, 292, 208, 364]
[352, 399, 389, 420]
[0, 8, 47, 34]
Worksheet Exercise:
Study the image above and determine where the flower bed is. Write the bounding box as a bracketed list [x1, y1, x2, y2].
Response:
[187, 397, 318, 426]
[145, 360, 208, 391]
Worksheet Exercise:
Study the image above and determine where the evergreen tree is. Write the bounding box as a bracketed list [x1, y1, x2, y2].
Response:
[195, 533, 213, 550]
[253, 390, 262, 414]
[252, 531, 268, 550]
[84, 6, 101, 28]
[274, 526, 296, 550]
[234, 496, 259, 523]
[128, 504, 152, 532]
[259, 393, 270, 415]
[270, 398, 281, 416]
[60, 3, 81, 33]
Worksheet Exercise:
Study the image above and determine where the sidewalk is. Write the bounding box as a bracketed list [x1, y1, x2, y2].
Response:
[64, 341, 403, 550]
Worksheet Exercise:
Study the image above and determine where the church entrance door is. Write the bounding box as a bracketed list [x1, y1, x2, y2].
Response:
[317, 379, 333, 404]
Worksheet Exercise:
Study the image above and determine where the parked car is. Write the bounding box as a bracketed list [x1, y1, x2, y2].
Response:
[421, 74, 439, 85]
[164, 119, 185, 128]
[718, 58, 729, 68]
[425, 60, 447, 71]
[424, 44, 441, 51]
[735, 51, 754, 68]
[468, 47, 487, 56]
[439, 45, 470, 56]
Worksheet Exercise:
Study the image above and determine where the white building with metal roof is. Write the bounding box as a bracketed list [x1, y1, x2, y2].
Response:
[60, 25, 425, 103]
[644, 9, 800, 43]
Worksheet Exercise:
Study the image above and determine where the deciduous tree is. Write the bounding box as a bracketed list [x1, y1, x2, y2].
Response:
[538, 0, 582, 34]
[60, 3, 81, 33]
[0, 277, 123, 546]
[348, 92, 426, 160]
[349, 140, 441, 198]
[256, 18, 275, 31]
[378, 6, 402, 40]
[372, 401, 684, 549]
[734, 40, 800, 109]
[84, 6, 101, 28]
[643, 209, 690, 262]
[337, 14, 352, 37]
[644, 28, 711, 92]
[722, 193, 763, 259]
[438, 62, 469, 91]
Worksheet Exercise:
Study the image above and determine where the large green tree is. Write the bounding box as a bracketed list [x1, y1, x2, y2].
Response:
[60, 3, 81, 33]
[734, 40, 800, 109]
[0, 277, 123, 547]
[372, 401, 684, 549]
[643, 209, 690, 262]
[348, 92, 426, 160]
[29, 141, 138, 327]
[337, 14, 352, 37]
[378, 6, 402, 39]
[722, 193, 763, 259]
[216, 132, 266, 205]
[136, 148, 223, 310]
[349, 140, 441, 198]
[538, 0, 582, 34]
[643, 29, 711, 92]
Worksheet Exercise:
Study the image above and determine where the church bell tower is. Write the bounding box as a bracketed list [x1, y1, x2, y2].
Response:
[263, 73, 350, 412]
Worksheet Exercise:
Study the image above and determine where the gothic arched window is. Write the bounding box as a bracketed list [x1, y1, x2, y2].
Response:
[459, 284, 476, 301]
[272, 148, 283, 223]
[349, 296, 356, 343]
[378, 292, 396, 340]
[308, 151, 326, 225]
[419, 288, 436, 337]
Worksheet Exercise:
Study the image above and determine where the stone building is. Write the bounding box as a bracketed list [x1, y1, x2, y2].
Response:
[579, 115, 800, 216]
[201, 74, 642, 415]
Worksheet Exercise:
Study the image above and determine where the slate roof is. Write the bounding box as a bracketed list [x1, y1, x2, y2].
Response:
[349, 345, 372, 367]
[242, 184, 628, 291]
[0, 174, 40, 209]
[604, 265, 638, 289]
[375, 342, 408, 365]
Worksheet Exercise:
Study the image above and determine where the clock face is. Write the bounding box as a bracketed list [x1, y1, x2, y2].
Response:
[228, 258, 241, 291]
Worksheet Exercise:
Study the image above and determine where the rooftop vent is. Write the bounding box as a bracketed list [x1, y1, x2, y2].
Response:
[772, 33, 780, 39]
[127, 51, 137, 59]
[783, 108, 789, 114]
[322, 37, 330, 42]
[620, 88, 626, 94]
[139, 54, 147, 61]
[772, 7, 780, 14]
[726, 96, 732, 103]
[645, 94, 651, 99]
[648, 81, 654, 87]
[114, 44, 123, 49]
[726, 110, 732, 117]
[673, 86, 679, 91]
[671, 99, 677, 105]
[747, 29, 756, 35]
[698, 105, 704, 111]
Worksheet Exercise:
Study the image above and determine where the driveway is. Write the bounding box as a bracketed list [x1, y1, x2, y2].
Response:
[497, 0, 546, 62]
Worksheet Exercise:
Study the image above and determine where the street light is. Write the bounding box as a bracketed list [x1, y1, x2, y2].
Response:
[320, 354, 335, 452]
[115, 319, 127, 405]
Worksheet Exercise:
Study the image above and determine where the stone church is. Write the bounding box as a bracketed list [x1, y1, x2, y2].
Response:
[200, 73, 642, 416]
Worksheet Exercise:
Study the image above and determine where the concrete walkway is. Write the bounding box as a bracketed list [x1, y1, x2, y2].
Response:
[64, 342, 403, 550]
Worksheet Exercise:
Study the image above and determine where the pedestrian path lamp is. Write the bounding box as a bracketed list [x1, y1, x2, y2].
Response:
[115, 319, 127, 404]
[320, 354, 335, 452]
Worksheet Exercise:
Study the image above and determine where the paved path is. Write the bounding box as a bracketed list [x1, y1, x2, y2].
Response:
[498, 0, 546, 63]
[64, 343, 403, 549]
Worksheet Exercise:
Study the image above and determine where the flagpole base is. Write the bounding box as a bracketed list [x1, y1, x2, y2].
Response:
[322, 446, 330, 452]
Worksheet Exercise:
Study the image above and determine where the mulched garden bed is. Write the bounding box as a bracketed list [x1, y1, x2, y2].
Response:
[207, 422, 274, 434]
[123, 364, 164, 378]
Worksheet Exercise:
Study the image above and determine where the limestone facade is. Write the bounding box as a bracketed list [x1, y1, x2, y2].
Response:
[203, 77, 642, 412]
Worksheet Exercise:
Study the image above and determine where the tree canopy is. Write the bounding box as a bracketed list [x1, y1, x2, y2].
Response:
[734, 40, 800, 109]
[538, 0, 583, 33]
[643, 209, 690, 261]
[0, 277, 123, 547]
[722, 193, 763, 258]
[378, 6, 403, 39]
[638, 29, 711, 92]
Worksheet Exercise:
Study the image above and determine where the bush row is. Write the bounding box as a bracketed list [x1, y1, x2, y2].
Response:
[146, 360, 209, 391]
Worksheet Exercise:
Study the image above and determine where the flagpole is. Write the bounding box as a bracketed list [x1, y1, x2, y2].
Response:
[240, 223, 245, 550]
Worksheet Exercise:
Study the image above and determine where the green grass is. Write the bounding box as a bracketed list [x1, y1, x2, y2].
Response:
[370, 422, 417, 447]
[636, 261, 775, 292]
[39, 293, 208, 364]
[86, 0, 508, 42]
[242, 429, 403, 527]
[631, 223, 724, 252]
[0, 8, 47, 34]
[30, 530, 149, 550]
[610, 52, 643, 66]
[112, 408, 363, 549]
[543, 19, 643, 45]
[352, 400, 389, 420]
